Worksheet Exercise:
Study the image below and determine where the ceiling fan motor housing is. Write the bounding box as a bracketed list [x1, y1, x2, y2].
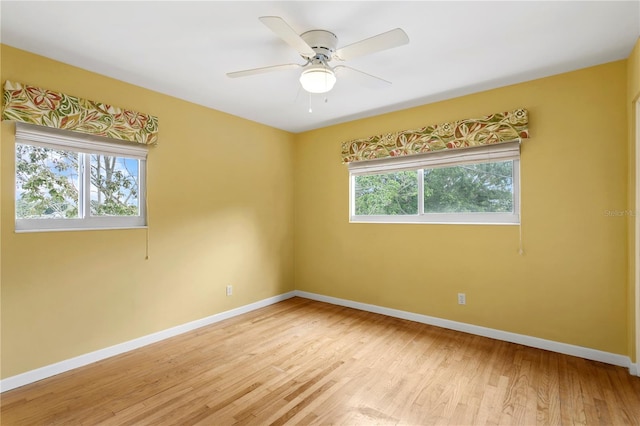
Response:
[300, 30, 338, 60]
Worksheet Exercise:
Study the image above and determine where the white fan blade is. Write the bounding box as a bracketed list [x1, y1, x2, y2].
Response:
[259, 16, 316, 58]
[334, 65, 392, 89]
[334, 28, 409, 61]
[227, 63, 302, 78]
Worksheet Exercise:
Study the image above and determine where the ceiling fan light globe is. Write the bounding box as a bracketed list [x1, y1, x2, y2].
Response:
[299, 67, 337, 94]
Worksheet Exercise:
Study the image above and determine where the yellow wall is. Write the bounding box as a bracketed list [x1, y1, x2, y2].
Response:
[627, 37, 640, 362]
[294, 61, 629, 355]
[628, 38, 640, 102]
[1, 43, 635, 379]
[0, 45, 296, 378]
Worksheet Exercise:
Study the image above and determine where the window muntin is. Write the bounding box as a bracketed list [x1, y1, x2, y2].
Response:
[14, 123, 147, 232]
[349, 144, 520, 224]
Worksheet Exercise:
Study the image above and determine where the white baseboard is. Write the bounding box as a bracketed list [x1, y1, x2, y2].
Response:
[0, 291, 297, 393]
[294, 290, 636, 375]
[2, 289, 636, 393]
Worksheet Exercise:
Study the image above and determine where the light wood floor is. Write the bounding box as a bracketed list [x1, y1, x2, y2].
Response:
[2, 297, 639, 425]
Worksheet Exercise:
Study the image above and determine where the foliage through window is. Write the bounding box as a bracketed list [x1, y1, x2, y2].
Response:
[16, 145, 80, 219]
[15, 124, 147, 231]
[422, 161, 514, 213]
[355, 170, 418, 215]
[350, 144, 520, 224]
[90, 154, 140, 217]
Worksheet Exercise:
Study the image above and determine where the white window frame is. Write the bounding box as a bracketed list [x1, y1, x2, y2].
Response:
[14, 123, 148, 232]
[349, 141, 520, 225]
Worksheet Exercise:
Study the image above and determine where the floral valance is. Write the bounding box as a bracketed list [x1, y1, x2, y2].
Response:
[2, 80, 158, 145]
[341, 108, 528, 163]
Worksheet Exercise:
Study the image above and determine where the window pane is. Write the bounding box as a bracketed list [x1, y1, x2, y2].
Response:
[423, 160, 513, 213]
[15, 144, 80, 219]
[354, 170, 418, 215]
[90, 155, 140, 217]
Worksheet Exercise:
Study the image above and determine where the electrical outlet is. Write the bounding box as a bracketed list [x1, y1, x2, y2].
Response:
[226, 285, 233, 296]
[457, 293, 466, 305]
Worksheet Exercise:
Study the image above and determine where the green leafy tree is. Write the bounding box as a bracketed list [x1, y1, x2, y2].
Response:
[16, 145, 139, 219]
[424, 162, 513, 213]
[355, 170, 418, 215]
[90, 155, 138, 216]
[353, 161, 513, 216]
[16, 145, 79, 218]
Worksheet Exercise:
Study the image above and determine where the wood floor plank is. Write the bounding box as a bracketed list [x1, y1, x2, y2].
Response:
[2, 297, 639, 425]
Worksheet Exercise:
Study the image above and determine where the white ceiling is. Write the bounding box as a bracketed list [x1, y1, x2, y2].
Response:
[1, 1, 639, 133]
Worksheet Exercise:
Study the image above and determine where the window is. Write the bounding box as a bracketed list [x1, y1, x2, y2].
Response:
[15, 123, 147, 231]
[349, 142, 520, 224]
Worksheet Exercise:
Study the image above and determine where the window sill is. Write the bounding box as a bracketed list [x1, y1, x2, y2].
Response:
[349, 214, 520, 225]
[15, 225, 148, 233]
[349, 221, 520, 226]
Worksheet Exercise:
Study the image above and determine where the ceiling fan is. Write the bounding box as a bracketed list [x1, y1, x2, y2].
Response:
[227, 16, 410, 94]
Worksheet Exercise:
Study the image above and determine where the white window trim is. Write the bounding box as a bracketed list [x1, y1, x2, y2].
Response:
[349, 141, 520, 225]
[15, 123, 148, 232]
